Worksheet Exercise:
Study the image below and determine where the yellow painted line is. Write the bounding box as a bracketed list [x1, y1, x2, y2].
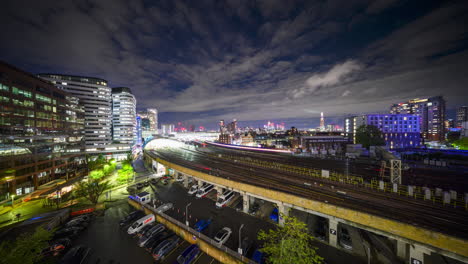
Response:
[209, 258, 216, 264]
[165, 241, 186, 260]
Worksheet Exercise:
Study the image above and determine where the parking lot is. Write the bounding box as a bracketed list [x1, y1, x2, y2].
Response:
[133, 178, 366, 264]
[73, 199, 221, 264]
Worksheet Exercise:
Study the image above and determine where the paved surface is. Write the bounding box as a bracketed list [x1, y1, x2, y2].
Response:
[143, 180, 366, 264]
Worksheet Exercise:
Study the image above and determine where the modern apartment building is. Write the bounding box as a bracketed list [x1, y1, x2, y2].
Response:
[456, 106, 468, 128]
[0, 61, 86, 196]
[112, 87, 136, 146]
[390, 96, 445, 141]
[345, 114, 421, 149]
[137, 108, 158, 138]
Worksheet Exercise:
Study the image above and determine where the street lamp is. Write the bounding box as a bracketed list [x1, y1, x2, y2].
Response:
[238, 224, 244, 255]
[185, 202, 192, 226]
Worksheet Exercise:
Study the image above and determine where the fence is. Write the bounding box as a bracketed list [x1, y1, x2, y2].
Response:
[209, 153, 468, 210]
[129, 198, 255, 264]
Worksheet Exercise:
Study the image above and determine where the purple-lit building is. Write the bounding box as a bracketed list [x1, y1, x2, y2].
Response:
[347, 114, 421, 149]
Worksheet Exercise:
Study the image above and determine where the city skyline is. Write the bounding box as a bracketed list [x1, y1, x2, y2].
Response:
[1, 0, 467, 128]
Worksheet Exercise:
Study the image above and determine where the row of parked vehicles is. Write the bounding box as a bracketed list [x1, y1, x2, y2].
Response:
[121, 210, 200, 263]
[40, 213, 94, 264]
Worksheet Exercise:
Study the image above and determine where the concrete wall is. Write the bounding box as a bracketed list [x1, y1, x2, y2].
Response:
[148, 153, 468, 260]
[128, 199, 249, 264]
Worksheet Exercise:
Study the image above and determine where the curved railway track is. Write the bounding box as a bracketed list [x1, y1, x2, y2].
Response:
[149, 148, 468, 240]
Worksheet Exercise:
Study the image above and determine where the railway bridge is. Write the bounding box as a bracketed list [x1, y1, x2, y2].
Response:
[142, 139, 468, 264]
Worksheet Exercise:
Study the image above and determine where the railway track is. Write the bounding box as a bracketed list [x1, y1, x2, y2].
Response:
[150, 148, 468, 240]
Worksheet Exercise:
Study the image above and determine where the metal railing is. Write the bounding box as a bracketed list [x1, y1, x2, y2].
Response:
[209, 153, 468, 210]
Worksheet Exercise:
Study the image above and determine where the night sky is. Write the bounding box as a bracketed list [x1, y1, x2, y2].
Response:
[1, 0, 467, 129]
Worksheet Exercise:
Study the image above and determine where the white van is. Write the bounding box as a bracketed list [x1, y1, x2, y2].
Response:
[216, 191, 235, 208]
[188, 185, 198, 196]
[127, 214, 155, 235]
[196, 184, 214, 198]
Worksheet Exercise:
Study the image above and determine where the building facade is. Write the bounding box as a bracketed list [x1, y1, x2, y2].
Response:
[37, 73, 113, 149]
[161, 124, 175, 135]
[345, 114, 421, 149]
[456, 106, 468, 128]
[137, 108, 158, 138]
[0, 62, 86, 196]
[112, 87, 136, 146]
[390, 96, 445, 141]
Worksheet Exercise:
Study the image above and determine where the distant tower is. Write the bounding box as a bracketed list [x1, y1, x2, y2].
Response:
[320, 112, 325, 131]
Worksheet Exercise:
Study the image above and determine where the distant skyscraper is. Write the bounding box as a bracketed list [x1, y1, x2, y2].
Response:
[390, 96, 445, 141]
[147, 108, 158, 134]
[112, 87, 136, 146]
[38, 73, 113, 149]
[320, 112, 325, 131]
[456, 106, 468, 128]
[161, 124, 175, 135]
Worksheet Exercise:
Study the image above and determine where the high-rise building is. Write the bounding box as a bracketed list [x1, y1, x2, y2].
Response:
[112, 87, 136, 146]
[345, 114, 421, 149]
[137, 108, 158, 138]
[320, 112, 325, 131]
[390, 96, 445, 141]
[37, 73, 113, 149]
[456, 106, 468, 128]
[161, 124, 175, 135]
[1, 61, 86, 196]
[147, 108, 158, 134]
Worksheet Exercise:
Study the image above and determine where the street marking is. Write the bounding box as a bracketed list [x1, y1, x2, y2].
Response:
[192, 252, 204, 264]
[209, 258, 215, 264]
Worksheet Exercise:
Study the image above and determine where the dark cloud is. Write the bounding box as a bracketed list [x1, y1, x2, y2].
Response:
[0, 0, 467, 129]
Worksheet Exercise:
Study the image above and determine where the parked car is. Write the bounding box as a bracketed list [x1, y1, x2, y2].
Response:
[144, 231, 174, 252]
[138, 224, 166, 247]
[175, 177, 184, 182]
[136, 224, 154, 238]
[195, 184, 214, 198]
[234, 200, 244, 212]
[143, 181, 150, 187]
[152, 236, 180, 261]
[214, 227, 232, 245]
[136, 183, 144, 189]
[269, 208, 279, 223]
[187, 185, 198, 195]
[155, 203, 173, 213]
[240, 237, 253, 256]
[120, 210, 145, 227]
[53, 227, 83, 239]
[161, 178, 169, 185]
[339, 227, 353, 250]
[249, 203, 260, 216]
[176, 244, 200, 264]
[150, 178, 158, 184]
[59, 245, 90, 264]
[194, 219, 212, 232]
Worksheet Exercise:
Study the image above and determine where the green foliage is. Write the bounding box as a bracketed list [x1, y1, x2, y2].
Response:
[452, 137, 468, 150]
[87, 154, 107, 170]
[355, 125, 385, 149]
[74, 180, 112, 204]
[258, 214, 323, 264]
[0, 226, 52, 264]
[89, 170, 105, 180]
[117, 163, 134, 184]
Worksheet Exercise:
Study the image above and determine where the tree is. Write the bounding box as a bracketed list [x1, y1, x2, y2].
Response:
[258, 214, 323, 264]
[355, 125, 385, 149]
[74, 180, 111, 204]
[117, 163, 134, 184]
[452, 137, 468, 150]
[0, 226, 52, 264]
[89, 170, 105, 180]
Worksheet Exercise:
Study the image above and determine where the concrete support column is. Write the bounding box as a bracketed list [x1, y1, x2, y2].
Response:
[328, 218, 338, 247]
[183, 174, 189, 188]
[409, 245, 430, 264]
[277, 203, 289, 226]
[198, 180, 203, 187]
[396, 240, 407, 260]
[242, 193, 250, 213]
